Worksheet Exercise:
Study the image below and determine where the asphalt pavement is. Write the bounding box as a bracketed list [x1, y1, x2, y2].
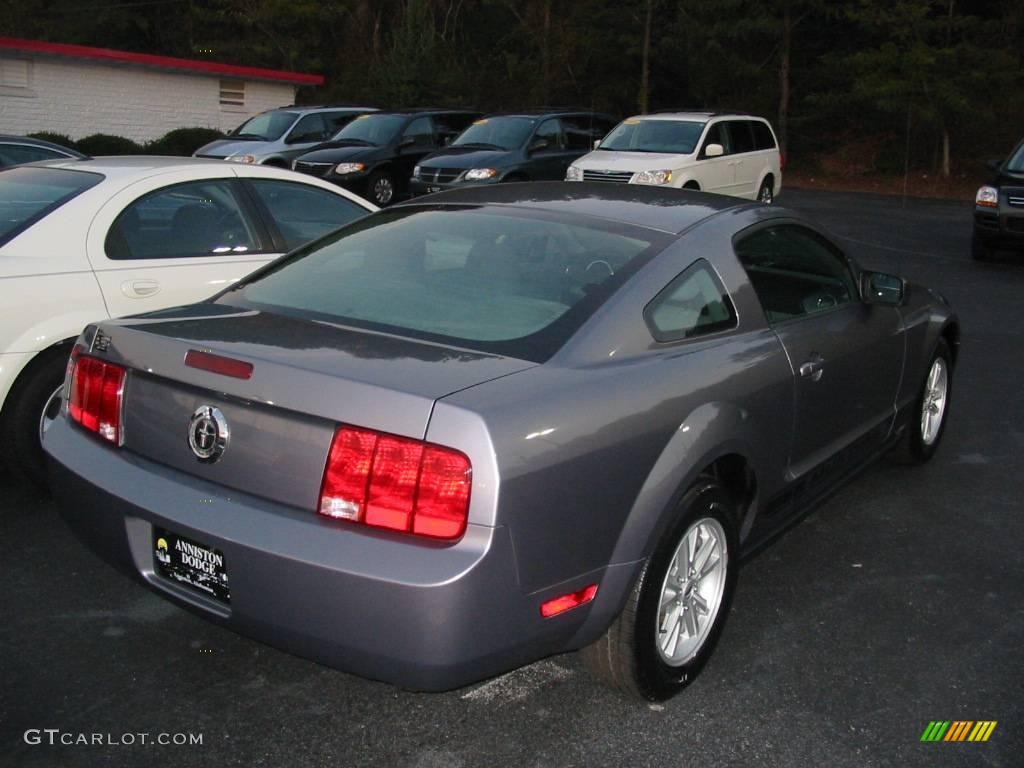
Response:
[1, 188, 1021, 767]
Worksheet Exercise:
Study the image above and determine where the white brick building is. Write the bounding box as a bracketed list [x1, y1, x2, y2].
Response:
[0, 37, 324, 142]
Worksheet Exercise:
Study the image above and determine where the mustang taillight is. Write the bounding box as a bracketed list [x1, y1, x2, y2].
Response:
[318, 426, 472, 540]
[67, 353, 126, 444]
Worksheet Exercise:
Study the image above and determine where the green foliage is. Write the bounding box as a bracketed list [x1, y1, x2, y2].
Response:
[26, 132, 77, 150]
[144, 128, 225, 156]
[75, 134, 144, 156]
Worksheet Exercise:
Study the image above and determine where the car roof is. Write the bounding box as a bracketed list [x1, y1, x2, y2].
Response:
[392, 180, 752, 234]
[22, 155, 259, 180]
[0, 134, 85, 156]
[629, 112, 764, 122]
[481, 110, 614, 120]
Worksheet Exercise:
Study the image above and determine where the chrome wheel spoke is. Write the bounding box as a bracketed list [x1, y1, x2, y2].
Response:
[692, 592, 709, 614]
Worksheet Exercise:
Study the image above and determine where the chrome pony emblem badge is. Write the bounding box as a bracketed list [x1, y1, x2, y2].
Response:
[188, 405, 229, 463]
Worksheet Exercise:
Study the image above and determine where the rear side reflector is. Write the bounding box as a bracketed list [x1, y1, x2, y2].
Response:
[319, 426, 471, 540]
[68, 353, 126, 444]
[185, 350, 253, 379]
[540, 584, 599, 618]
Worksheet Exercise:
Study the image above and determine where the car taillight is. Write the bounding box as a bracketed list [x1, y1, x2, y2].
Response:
[319, 426, 471, 541]
[67, 353, 126, 444]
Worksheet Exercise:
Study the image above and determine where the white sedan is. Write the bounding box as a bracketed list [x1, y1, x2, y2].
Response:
[0, 156, 376, 483]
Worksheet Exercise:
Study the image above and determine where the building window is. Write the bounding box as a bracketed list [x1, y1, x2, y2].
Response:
[0, 58, 34, 97]
[219, 79, 245, 107]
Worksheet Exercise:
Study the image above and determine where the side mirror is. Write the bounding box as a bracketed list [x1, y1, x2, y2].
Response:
[397, 137, 416, 150]
[986, 158, 1003, 172]
[593, 139, 602, 149]
[528, 138, 549, 153]
[704, 143, 724, 158]
[861, 271, 905, 305]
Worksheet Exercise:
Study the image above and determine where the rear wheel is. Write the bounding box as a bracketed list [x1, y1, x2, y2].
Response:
[1, 348, 69, 487]
[757, 177, 775, 204]
[582, 479, 738, 700]
[894, 339, 953, 464]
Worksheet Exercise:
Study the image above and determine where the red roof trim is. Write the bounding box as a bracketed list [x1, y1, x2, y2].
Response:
[0, 37, 324, 85]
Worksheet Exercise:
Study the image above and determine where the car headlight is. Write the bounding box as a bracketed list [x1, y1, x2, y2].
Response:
[632, 169, 673, 185]
[463, 168, 499, 181]
[335, 162, 367, 175]
[227, 154, 257, 164]
[565, 166, 583, 181]
[975, 185, 999, 208]
[413, 165, 422, 178]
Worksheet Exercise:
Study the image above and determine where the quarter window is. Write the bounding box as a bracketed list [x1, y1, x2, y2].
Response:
[734, 225, 857, 324]
[248, 180, 367, 251]
[751, 121, 777, 151]
[105, 180, 262, 260]
[645, 260, 737, 342]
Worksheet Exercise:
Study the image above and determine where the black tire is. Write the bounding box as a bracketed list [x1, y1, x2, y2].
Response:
[367, 169, 396, 206]
[1, 348, 70, 487]
[581, 479, 738, 701]
[970, 233, 993, 261]
[894, 338, 953, 464]
[757, 177, 775, 204]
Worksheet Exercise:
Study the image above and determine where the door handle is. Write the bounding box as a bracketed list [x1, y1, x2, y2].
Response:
[799, 355, 825, 382]
[121, 279, 160, 298]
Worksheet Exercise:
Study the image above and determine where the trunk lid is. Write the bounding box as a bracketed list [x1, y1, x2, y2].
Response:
[90, 305, 532, 510]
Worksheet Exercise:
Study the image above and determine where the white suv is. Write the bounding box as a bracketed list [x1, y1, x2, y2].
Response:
[566, 112, 782, 203]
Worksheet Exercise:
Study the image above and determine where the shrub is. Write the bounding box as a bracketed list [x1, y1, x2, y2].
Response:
[26, 132, 78, 150]
[145, 127, 225, 157]
[75, 133, 144, 156]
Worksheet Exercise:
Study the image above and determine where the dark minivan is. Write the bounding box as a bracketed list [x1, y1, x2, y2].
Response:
[291, 109, 481, 206]
[408, 110, 617, 195]
[973, 137, 1024, 260]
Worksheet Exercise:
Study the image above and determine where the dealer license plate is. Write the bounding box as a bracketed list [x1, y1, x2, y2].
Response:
[427, 185, 441, 193]
[154, 528, 230, 603]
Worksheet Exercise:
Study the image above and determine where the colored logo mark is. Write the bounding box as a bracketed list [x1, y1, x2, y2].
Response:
[920, 721, 997, 742]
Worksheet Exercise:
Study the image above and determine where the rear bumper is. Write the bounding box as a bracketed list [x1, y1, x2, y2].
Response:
[44, 417, 612, 690]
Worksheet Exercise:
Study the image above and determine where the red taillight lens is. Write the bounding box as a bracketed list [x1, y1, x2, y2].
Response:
[540, 584, 599, 618]
[68, 354, 126, 444]
[318, 426, 472, 540]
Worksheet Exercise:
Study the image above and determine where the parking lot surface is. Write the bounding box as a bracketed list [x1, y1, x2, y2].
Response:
[1, 188, 1021, 767]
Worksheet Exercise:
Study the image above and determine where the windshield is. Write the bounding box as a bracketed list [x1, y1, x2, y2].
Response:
[228, 208, 660, 361]
[598, 119, 706, 154]
[1006, 141, 1024, 173]
[231, 111, 298, 141]
[452, 117, 535, 151]
[0, 167, 103, 246]
[333, 114, 407, 146]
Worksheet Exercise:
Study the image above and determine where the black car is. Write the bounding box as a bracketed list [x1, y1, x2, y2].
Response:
[0, 135, 85, 168]
[292, 109, 481, 206]
[973, 137, 1024, 260]
[408, 110, 617, 196]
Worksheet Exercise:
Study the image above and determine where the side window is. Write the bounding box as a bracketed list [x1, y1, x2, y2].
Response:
[105, 180, 262, 260]
[248, 180, 367, 251]
[434, 114, 476, 145]
[288, 113, 329, 143]
[401, 116, 435, 147]
[751, 121, 777, 151]
[0, 144, 67, 166]
[534, 118, 565, 151]
[734, 225, 858, 324]
[324, 111, 361, 135]
[645, 260, 737, 342]
[728, 121, 755, 154]
[699, 123, 731, 158]
[561, 116, 602, 150]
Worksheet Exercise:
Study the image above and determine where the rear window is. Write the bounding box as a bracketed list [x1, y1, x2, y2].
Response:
[0, 166, 102, 247]
[751, 121, 777, 150]
[228, 207, 664, 361]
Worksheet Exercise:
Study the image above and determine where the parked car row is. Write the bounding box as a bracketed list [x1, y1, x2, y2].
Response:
[193, 106, 783, 208]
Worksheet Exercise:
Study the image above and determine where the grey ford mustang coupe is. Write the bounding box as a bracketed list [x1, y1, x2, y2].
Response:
[44, 183, 958, 701]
